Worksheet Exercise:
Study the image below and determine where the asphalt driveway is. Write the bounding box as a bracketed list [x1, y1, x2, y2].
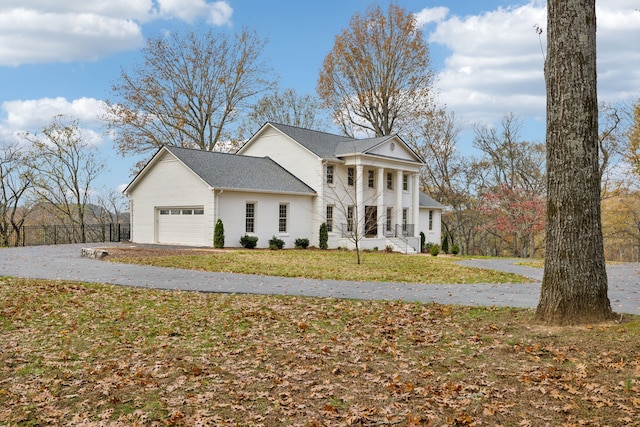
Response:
[1, 243, 639, 315]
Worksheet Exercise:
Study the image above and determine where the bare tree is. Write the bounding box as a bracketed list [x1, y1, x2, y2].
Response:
[317, 3, 436, 138]
[0, 142, 32, 246]
[105, 28, 275, 157]
[21, 115, 105, 243]
[235, 88, 328, 143]
[535, 0, 613, 325]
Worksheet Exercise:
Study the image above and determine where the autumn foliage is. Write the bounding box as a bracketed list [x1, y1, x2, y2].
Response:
[2, 278, 639, 425]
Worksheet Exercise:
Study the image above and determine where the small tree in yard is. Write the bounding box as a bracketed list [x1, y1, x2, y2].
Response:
[319, 222, 328, 249]
[214, 219, 224, 248]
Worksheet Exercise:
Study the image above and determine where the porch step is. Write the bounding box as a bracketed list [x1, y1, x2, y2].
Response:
[386, 238, 418, 255]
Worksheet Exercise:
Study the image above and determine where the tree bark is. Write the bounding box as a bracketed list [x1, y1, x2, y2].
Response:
[535, 0, 613, 325]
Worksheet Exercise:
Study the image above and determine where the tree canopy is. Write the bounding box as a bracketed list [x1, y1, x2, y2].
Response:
[105, 28, 275, 156]
[317, 3, 436, 137]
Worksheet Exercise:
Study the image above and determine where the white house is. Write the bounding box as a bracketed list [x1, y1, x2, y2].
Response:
[124, 122, 443, 252]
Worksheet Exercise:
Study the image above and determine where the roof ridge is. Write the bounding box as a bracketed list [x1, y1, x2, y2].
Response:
[268, 122, 355, 141]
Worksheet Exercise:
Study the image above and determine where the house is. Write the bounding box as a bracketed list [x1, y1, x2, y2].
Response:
[124, 122, 443, 252]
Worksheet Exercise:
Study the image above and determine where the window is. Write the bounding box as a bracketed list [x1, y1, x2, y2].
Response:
[348, 167, 354, 186]
[347, 206, 354, 232]
[386, 172, 393, 190]
[429, 210, 433, 231]
[159, 209, 169, 215]
[386, 207, 392, 232]
[181, 209, 193, 215]
[403, 174, 409, 191]
[245, 203, 255, 233]
[279, 204, 288, 233]
[368, 170, 374, 188]
[194, 209, 204, 215]
[326, 165, 334, 184]
[402, 208, 408, 232]
[170, 209, 180, 215]
[326, 205, 334, 232]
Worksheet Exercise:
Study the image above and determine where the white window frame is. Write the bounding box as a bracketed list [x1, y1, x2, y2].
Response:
[245, 202, 256, 233]
[279, 203, 288, 233]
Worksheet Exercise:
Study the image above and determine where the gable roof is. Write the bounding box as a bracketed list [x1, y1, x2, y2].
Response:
[419, 192, 444, 209]
[264, 122, 424, 163]
[126, 145, 316, 195]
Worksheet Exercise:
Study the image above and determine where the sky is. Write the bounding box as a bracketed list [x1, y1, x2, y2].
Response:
[1, 0, 639, 194]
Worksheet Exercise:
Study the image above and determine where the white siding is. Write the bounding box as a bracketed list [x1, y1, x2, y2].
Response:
[217, 191, 314, 249]
[419, 208, 442, 246]
[127, 152, 215, 245]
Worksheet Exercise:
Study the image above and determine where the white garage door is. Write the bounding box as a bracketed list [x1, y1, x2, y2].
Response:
[156, 207, 209, 246]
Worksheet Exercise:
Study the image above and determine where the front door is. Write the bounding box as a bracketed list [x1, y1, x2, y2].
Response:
[365, 206, 377, 237]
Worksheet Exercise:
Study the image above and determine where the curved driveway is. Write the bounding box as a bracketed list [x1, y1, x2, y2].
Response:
[1, 243, 639, 315]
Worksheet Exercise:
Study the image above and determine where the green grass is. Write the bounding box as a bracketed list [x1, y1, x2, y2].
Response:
[107, 247, 530, 284]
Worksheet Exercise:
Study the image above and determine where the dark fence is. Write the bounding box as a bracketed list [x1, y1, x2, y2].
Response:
[2, 223, 130, 247]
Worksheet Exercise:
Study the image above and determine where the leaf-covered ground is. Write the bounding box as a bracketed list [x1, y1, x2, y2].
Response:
[1, 277, 639, 426]
[105, 247, 530, 284]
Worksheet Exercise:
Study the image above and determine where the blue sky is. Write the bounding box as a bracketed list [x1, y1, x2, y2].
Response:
[1, 0, 639, 194]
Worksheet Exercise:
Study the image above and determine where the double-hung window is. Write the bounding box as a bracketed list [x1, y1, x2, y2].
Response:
[386, 207, 392, 232]
[386, 172, 393, 190]
[403, 174, 409, 191]
[279, 204, 288, 233]
[348, 167, 355, 186]
[326, 165, 334, 185]
[429, 210, 433, 231]
[368, 170, 374, 188]
[347, 206, 354, 232]
[245, 202, 255, 233]
[326, 205, 334, 232]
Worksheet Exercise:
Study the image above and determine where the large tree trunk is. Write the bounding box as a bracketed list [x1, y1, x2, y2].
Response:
[535, 0, 613, 325]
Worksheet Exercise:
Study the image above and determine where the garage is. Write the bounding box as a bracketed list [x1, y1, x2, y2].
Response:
[156, 207, 209, 246]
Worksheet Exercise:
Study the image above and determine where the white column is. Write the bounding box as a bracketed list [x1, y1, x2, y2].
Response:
[396, 170, 403, 235]
[356, 164, 365, 238]
[412, 173, 420, 237]
[377, 168, 385, 238]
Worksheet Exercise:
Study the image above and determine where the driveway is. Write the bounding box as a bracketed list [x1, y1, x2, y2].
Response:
[1, 243, 639, 315]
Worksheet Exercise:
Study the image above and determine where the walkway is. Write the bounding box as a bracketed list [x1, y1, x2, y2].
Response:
[1, 243, 639, 315]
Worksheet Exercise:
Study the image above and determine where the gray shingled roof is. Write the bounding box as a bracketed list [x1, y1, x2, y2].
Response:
[165, 146, 316, 195]
[269, 122, 422, 163]
[419, 192, 444, 209]
[269, 123, 352, 161]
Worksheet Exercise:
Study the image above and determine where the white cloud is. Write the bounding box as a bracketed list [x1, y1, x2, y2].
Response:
[0, 97, 107, 145]
[414, 7, 449, 27]
[157, 0, 232, 25]
[0, 1, 233, 66]
[423, 1, 640, 128]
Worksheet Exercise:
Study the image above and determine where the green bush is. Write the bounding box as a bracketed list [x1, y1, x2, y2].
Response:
[240, 234, 258, 249]
[213, 219, 225, 248]
[451, 243, 460, 255]
[441, 235, 449, 254]
[319, 223, 328, 250]
[294, 238, 309, 249]
[430, 244, 441, 257]
[269, 236, 285, 250]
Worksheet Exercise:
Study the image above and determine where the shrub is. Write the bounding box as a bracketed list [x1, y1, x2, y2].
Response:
[451, 243, 460, 255]
[269, 236, 285, 250]
[319, 223, 328, 250]
[430, 244, 440, 257]
[385, 244, 394, 253]
[419, 232, 426, 253]
[240, 234, 258, 249]
[441, 235, 449, 254]
[294, 238, 309, 249]
[213, 219, 225, 248]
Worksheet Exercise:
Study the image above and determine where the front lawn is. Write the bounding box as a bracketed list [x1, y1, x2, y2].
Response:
[1, 278, 638, 426]
[106, 247, 530, 284]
